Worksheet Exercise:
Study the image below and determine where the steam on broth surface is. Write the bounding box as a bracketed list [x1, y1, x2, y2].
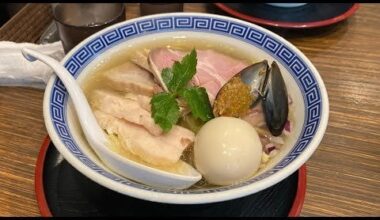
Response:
[81, 36, 293, 189]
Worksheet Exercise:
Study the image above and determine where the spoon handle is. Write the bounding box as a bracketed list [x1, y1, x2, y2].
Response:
[21, 48, 108, 146]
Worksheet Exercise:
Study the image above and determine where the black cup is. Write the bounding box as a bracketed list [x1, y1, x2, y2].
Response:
[52, 3, 126, 53]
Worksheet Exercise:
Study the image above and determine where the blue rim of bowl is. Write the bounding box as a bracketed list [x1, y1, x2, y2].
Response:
[46, 13, 327, 197]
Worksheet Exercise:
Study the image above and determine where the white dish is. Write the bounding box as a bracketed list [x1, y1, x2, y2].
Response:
[44, 12, 329, 204]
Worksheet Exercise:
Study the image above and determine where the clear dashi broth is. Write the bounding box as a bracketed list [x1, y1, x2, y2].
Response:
[81, 36, 294, 189]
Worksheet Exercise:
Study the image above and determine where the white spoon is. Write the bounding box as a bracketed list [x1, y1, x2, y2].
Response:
[21, 48, 202, 189]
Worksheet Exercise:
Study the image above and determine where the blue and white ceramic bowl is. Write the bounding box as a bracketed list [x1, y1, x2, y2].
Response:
[44, 13, 329, 204]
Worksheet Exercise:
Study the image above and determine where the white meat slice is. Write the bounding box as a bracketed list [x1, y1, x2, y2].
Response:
[104, 61, 162, 96]
[94, 110, 194, 166]
[90, 89, 162, 136]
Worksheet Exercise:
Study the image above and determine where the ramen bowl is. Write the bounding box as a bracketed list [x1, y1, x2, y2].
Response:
[44, 12, 329, 204]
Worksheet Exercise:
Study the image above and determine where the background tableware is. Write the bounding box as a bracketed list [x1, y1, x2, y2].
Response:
[214, 3, 360, 29]
[52, 3, 126, 53]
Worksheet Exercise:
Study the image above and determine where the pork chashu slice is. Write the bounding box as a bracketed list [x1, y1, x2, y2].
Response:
[104, 61, 162, 96]
[148, 48, 248, 102]
[94, 110, 195, 166]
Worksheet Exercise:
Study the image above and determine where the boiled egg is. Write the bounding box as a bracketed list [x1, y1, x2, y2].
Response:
[194, 117, 263, 186]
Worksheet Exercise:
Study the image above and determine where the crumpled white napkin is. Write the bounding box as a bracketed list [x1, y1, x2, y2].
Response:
[0, 41, 64, 89]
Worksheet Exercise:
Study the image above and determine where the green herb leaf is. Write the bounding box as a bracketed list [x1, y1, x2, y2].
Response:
[152, 49, 213, 132]
[180, 87, 214, 122]
[150, 92, 180, 132]
[161, 68, 173, 88]
[164, 49, 197, 93]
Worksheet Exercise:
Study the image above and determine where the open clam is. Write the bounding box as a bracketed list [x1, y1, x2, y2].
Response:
[213, 60, 289, 136]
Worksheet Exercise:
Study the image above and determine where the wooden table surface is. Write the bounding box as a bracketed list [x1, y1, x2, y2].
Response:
[0, 3, 379, 217]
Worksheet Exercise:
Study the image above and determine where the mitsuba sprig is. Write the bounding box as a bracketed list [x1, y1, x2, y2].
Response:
[150, 49, 214, 132]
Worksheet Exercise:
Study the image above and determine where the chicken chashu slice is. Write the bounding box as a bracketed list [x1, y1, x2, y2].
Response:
[94, 110, 195, 166]
[104, 61, 162, 96]
[90, 89, 162, 136]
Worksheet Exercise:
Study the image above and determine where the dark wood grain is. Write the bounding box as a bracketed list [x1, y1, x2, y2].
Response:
[0, 3, 52, 43]
[285, 4, 380, 216]
[0, 3, 378, 217]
